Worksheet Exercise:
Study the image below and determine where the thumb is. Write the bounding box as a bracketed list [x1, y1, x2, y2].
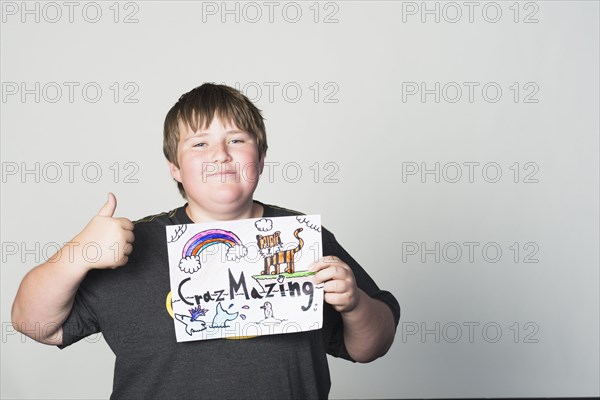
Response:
[97, 192, 117, 217]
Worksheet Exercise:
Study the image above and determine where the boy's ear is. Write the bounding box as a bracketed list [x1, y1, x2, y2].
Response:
[168, 160, 182, 183]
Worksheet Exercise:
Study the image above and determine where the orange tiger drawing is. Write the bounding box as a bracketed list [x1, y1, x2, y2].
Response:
[257, 228, 304, 275]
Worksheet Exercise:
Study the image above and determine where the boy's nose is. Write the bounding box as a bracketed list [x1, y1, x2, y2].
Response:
[212, 144, 232, 163]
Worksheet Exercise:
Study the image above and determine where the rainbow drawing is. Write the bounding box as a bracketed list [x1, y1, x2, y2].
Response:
[182, 229, 242, 258]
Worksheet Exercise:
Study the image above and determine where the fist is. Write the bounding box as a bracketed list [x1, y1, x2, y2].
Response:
[74, 193, 135, 270]
[309, 256, 359, 314]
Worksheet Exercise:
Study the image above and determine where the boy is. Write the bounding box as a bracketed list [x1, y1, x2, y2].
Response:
[12, 83, 400, 399]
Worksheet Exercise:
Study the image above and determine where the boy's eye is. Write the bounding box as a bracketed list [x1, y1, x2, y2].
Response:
[193, 142, 207, 148]
[230, 139, 244, 144]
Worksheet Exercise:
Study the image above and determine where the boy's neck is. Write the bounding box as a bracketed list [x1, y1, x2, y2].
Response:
[184, 200, 263, 223]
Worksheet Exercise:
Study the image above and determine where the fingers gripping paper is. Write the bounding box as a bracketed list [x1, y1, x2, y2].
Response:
[166, 215, 323, 342]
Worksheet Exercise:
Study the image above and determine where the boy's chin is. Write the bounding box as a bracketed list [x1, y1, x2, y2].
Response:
[191, 187, 255, 208]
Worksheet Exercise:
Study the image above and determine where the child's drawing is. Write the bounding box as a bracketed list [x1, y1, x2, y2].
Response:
[258, 301, 284, 326]
[189, 304, 208, 320]
[174, 314, 207, 335]
[296, 216, 321, 232]
[211, 302, 239, 328]
[260, 301, 274, 318]
[178, 229, 247, 274]
[254, 218, 273, 232]
[166, 215, 323, 342]
[258, 228, 303, 275]
[168, 224, 187, 243]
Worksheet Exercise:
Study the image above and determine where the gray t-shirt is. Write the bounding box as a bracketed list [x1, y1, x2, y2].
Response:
[60, 202, 400, 399]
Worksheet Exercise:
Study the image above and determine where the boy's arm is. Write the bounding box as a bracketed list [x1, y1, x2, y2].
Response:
[310, 256, 396, 363]
[12, 253, 92, 345]
[338, 290, 396, 362]
[11, 193, 134, 345]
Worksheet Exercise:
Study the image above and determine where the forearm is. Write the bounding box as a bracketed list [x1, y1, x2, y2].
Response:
[341, 289, 396, 363]
[11, 247, 90, 345]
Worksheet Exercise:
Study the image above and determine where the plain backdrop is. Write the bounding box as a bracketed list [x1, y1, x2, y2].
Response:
[1, 1, 599, 398]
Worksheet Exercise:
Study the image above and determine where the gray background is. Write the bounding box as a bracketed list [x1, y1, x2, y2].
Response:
[1, 1, 598, 398]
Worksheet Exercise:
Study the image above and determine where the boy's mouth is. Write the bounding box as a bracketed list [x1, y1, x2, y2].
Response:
[203, 162, 238, 173]
[204, 167, 239, 181]
[206, 170, 237, 177]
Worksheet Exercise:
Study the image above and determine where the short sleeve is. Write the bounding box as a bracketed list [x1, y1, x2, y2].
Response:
[58, 275, 101, 349]
[320, 228, 400, 360]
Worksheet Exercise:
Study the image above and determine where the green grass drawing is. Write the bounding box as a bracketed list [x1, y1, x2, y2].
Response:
[252, 271, 315, 280]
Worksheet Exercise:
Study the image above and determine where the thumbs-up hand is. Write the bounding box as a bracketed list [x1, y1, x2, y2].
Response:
[97, 191, 118, 218]
[73, 193, 135, 271]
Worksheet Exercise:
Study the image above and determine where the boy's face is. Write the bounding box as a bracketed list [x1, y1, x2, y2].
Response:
[168, 116, 263, 217]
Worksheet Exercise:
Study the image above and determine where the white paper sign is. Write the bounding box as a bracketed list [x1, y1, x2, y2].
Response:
[166, 215, 323, 341]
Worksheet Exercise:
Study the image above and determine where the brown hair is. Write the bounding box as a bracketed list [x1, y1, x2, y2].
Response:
[163, 83, 267, 198]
